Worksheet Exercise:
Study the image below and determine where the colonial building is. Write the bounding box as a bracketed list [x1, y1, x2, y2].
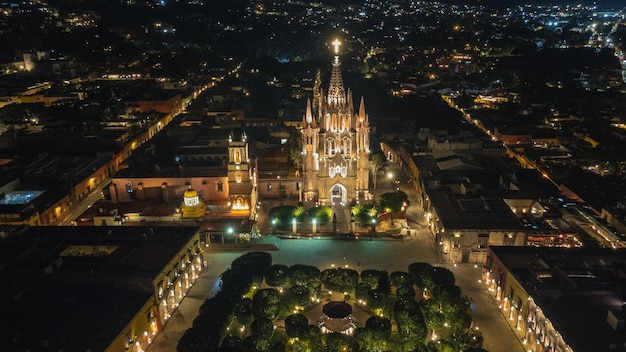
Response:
[108, 128, 255, 221]
[301, 41, 371, 206]
[0, 226, 204, 352]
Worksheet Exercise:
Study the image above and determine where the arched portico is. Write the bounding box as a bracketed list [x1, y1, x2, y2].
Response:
[330, 183, 347, 207]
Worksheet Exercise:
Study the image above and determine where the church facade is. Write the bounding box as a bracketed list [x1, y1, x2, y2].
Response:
[301, 46, 371, 206]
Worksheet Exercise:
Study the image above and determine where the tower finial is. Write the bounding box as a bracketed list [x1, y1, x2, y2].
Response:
[332, 39, 341, 55]
[305, 98, 313, 124]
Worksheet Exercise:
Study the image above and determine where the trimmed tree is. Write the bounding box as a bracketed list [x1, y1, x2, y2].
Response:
[252, 289, 281, 320]
[265, 264, 289, 287]
[233, 298, 253, 325]
[285, 313, 309, 338]
[309, 206, 333, 225]
[365, 316, 392, 340]
[390, 271, 414, 288]
[320, 268, 359, 293]
[286, 285, 311, 310]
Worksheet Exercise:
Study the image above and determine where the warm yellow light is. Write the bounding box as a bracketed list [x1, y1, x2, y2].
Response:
[332, 39, 341, 54]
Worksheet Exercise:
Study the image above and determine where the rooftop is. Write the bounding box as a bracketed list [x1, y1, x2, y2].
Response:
[490, 246, 626, 352]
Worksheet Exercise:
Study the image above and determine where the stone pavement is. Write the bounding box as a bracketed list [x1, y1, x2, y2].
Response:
[146, 163, 524, 352]
[445, 264, 525, 352]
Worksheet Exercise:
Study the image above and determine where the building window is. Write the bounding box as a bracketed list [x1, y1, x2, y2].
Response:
[235, 171, 242, 183]
[217, 180, 223, 192]
[452, 235, 462, 248]
[296, 182, 300, 191]
[125, 181, 133, 193]
[504, 234, 515, 246]
[234, 150, 241, 164]
[478, 234, 488, 249]
[268, 184, 272, 191]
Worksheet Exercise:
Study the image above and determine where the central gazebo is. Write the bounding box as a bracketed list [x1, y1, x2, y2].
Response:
[319, 301, 356, 334]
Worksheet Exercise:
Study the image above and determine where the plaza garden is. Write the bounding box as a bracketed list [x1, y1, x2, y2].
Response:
[177, 252, 486, 352]
[267, 191, 407, 235]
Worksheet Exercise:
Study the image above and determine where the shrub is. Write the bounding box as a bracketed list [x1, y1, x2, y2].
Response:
[309, 206, 332, 225]
[285, 313, 309, 338]
[390, 271, 414, 288]
[396, 285, 416, 302]
[320, 268, 359, 293]
[288, 264, 320, 286]
[233, 298, 253, 325]
[286, 285, 311, 310]
[365, 316, 392, 340]
[355, 282, 371, 301]
[265, 264, 289, 287]
[252, 289, 281, 320]
[352, 203, 379, 224]
[268, 205, 297, 230]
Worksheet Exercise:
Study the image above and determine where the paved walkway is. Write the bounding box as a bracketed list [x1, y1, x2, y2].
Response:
[147, 164, 524, 352]
[148, 244, 523, 352]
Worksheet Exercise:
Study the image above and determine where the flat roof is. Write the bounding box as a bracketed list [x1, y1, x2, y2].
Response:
[490, 246, 626, 351]
[429, 189, 524, 231]
[0, 226, 200, 351]
[3, 280, 152, 352]
[9, 226, 200, 277]
[0, 190, 44, 205]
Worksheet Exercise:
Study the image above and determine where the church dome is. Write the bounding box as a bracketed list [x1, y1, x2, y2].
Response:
[184, 188, 198, 198]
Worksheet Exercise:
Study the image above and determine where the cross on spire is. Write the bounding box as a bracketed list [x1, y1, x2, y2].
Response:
[332, 39, 341, 54]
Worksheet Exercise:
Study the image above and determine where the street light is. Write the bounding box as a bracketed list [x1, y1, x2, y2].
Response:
[312, 218, 317, 234]
[271, 219, 277, 236]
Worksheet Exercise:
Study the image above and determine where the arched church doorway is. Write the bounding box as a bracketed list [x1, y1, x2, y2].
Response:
[330, 183, 347, 207]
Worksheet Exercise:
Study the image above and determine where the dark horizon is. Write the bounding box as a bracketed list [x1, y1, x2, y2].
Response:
[319, 0, 626, 10]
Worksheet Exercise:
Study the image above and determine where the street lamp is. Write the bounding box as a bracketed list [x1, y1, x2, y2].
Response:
[271, 219, 277, 236]
[312, 218, 317, 234]
[292, 216, 297, 235]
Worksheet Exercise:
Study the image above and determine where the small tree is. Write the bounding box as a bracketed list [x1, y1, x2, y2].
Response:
[365, 316, 392, 340]
[379, 191, 408, 225]
[285, 313, 309, 338]
[286, 285, 311, 310]
[233, 298, 253, 325]
[370, 153, 386, 198]
[390, 271, 414, 288]
[251, 317, 275, 340]
[252, 289, 281, 320]
[309, 206, 332, 225]
[321, 268, 359, 293]
[265, 264, 289, 287]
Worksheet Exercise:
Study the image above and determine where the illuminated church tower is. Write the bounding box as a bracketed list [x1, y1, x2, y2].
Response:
[301, 40, 371, 206]
[228, 131, 253, 213]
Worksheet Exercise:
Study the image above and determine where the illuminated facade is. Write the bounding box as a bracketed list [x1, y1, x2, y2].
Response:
[108, 129, 255, 220]
[227, 131, 253, 212]
[181, 186, 205, 218]
[301, 41, 371, 206]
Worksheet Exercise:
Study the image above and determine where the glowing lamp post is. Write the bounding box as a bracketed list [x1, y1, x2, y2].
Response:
[227, 227, 234, 244]
[271, 219, 277, 236]
[312, 218, 317, 234]
[292, 216, 297, 235]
